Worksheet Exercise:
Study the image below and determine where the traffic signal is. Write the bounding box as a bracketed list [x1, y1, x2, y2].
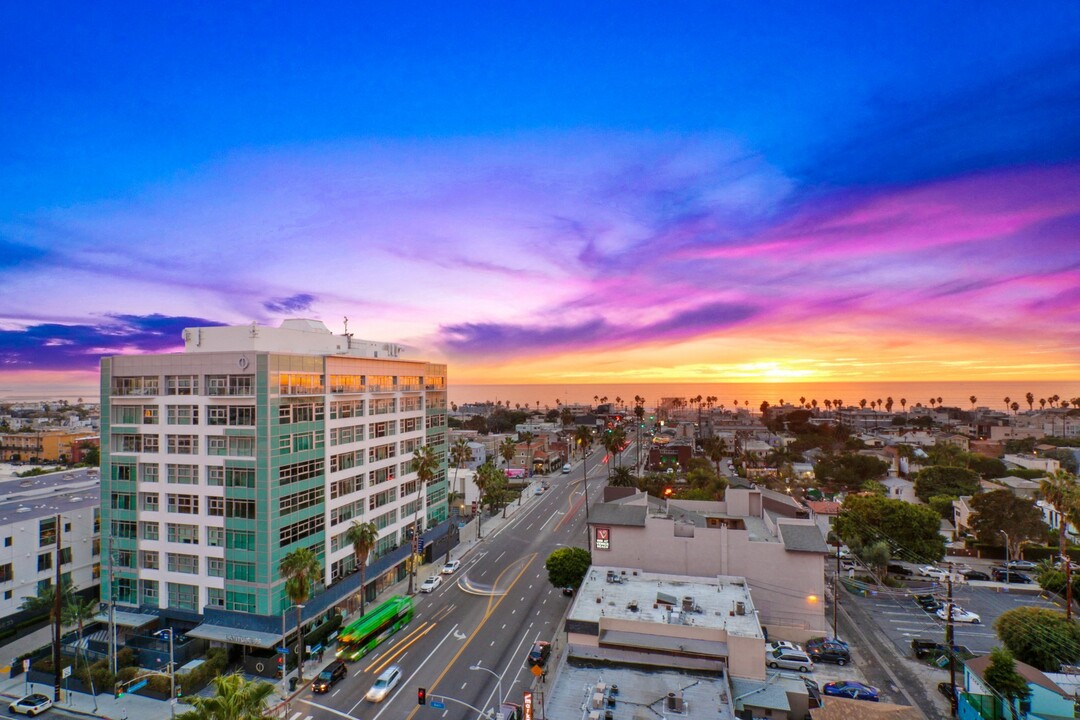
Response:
[418, 687, 427, 705]
[115, 683, 124, 699]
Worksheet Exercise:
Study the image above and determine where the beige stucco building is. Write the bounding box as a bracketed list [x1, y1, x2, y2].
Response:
[587, 488, 830, 637]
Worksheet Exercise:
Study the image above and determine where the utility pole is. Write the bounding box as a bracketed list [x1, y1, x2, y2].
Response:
[53, 515, 62, 703]
[582, 443, 591, 548]
[947, 563, 957, 718]
[833, 542, 840, 638]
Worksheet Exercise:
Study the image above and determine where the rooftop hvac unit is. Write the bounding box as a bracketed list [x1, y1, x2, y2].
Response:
[666, 692, 684, 712]
[735, 601, 746, 616]
[681, 596, 694, 612]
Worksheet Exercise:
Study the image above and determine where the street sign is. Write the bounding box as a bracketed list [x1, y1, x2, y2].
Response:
[530, 664, 543, 677]
[21, 659, 29, 672]
[62, 666, 71, 679]
[128, 679, 148, 693]
[430, 701, 445, 709]
[276, 647, 290, 654]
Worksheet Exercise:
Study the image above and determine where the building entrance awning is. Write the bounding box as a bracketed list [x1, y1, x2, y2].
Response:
[185, 623, 282, 648]
[92, 610, 159, 628]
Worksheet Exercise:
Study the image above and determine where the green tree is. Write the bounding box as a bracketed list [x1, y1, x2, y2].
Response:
[80, 444, 100, 467]
[63, 595, 100, 697]
[407, 444, 439, 595]
[928, 495, 958, 520]
[499, 437, 517, 469]
[924, 442, 969, 467]
[20, 577, 75, 624]
[859, 540, 892, 574]
[984, 647, 1032, 720]
[1040, 471, 1080, 618]
[279, 548, 321, 682]
[344, 520, 379, 616]
[914, 466, 980, 502]
[560, 407, 574, 427]
[545, 547, 591, 589]
[450, 438, 471, 512]
[835, 494, 946, 562]
[176, 671, 275, 720]
[969, 489, 1046, 559]
[610, 466, 637, 488]
[703, 436, 727, 478]
[813, 453, 889, 492]
[995, 606, 1080, 672]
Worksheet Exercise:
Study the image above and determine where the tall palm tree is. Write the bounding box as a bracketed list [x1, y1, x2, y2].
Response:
[279, 548, 321, 683]
[63, 596, 99, 703]
[344, 520, 379, 616]
[499, 436, 517, 471]
[1040, 471, 1080, 619]
[1011, 401, 1020, 414]
[610, 466, 637, 488]
[900, 398, 907, 412]
[176, 671, 275, 720]
[703, 436, 727, 478]
[450, 438, 471, 512]
[1026, 392, 1035, 411]
[1003, 396, 1011, 412]
[407, 444, 439, 595]
[574, 426, 595, 528]
[20, 577, 75, 625]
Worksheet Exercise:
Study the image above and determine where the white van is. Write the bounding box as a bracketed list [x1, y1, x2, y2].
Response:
[766, 648, 814, 673]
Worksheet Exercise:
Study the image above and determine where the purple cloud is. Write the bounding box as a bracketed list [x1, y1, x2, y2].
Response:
[263, 293, 316, 314]
[0, 314, 225, 371]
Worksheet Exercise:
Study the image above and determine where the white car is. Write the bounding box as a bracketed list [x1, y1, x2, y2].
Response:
[919, 565, 949, 581]
[419, 575, 442, 593]
[766, 641, 803, 654]
[9, 694, 52, 716]
[937, 606, 980, 624]
[440, 560, 461, 575]
[561, 463, 572, 474]
[365, 665, 402, 702]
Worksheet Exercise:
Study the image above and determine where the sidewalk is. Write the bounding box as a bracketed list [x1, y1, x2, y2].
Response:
[0, 472, 556, 720]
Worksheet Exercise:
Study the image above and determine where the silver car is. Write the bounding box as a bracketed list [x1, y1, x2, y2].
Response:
[767, 648, 814, 673]
[366, 665, 402, 702]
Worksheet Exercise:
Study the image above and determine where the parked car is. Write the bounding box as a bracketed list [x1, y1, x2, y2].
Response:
[962, 570, 991, 581]
[419, 575, 443, 593]
[766, 641, 803, 654]
[913, 594, 942, 612]
[937, 606, 980, 624]
[365, 665, 402, 702]
[823, 681, 880, 702]
[1005, 560, 1038, 571]
[527, 640, 552, 667]
[911, 638, 973, 660]
[561, 463, 572, 474]
[440, 559, 461, 575]
[886, 562, 914, 577]
[807, 644, 851, 666]
[312, 660, 348, 693]
[938, 682, 958, 700]
[8, 695, 52, 717]
[992, 568, 1032, 584]
[806, 637, 849, 652]
[766, 648, 814, 673]
[919, 565, 949, 581]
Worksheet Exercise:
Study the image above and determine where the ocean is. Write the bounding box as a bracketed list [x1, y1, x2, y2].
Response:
[449, 381, 1080, 412]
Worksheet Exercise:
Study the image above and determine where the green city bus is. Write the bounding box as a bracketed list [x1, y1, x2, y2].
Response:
[336, 595, 414, 661]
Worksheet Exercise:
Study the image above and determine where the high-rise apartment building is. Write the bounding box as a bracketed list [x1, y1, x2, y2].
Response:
[100, 319, 448, 643]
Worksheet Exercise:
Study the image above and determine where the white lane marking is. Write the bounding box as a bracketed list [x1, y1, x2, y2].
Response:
[365, 624, 459, 720]
[297, 701, 357, 720]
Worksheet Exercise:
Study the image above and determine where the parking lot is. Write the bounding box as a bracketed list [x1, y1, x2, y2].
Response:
[847, 582, 1062, 657]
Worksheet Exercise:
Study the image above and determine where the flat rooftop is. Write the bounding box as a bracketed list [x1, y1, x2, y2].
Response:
[572, 566, 763, 639]
[544, 665, 735, 720]
[0, 467, 100, 523]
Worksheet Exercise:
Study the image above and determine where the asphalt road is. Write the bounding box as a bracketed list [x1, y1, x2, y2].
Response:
[288, 447, 618, 720]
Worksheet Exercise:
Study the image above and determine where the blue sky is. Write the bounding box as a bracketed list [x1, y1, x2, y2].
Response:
[2, 2, 1079, 394]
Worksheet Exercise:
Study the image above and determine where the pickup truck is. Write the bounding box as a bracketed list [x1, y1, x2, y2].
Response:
[911, 638, 973, 661]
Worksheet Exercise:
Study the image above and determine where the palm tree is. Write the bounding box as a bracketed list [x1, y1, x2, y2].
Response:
[900, 398, 907, 412]
[407, 444, 439, 595]
[450, 438, 471, 512]
[574, 426, 595, 527]
[20, 577, 74, 625]
[1040, 398, 1047, 410]
[703, 436, 727, 478]
[63, 596, 99, 703]
[344, 521, 379, 616]
[1040, 471, 1080, 619]
[860, 399, 867, 409]
[1011, 401, 1020, 414]
[176, 672, 275, 720]
[610, 466, 637, 488]
[1003, 396, 1011, 412]
[499, 436, 517, 471]
[1026, 392, 1034, 411]
[279, 547, 321, 683]
[560, 407, 574, 427]
[929, 398, 936, 410]
[473, 461, 497, 539]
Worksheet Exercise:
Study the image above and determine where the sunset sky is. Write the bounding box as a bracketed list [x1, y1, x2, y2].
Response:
[2, 3, 1079, 397]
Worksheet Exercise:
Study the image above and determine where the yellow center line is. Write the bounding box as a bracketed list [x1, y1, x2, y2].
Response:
[363, 621, 432, 673]
[367, 622, 436, 677]
[403, 553, 538, 720]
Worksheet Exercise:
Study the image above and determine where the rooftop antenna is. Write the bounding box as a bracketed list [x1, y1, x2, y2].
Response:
[343, 316, 353, 349]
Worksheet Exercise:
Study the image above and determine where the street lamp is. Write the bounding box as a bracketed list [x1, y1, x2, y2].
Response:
[468, 663, 503, 712]
[281, 604, 305, 699]
[159, 629, 176, 719]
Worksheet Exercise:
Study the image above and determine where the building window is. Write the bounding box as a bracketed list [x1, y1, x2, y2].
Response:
[230, 437, 255, 456]
[225, 500, 256, 519]
[166, 464, 198, 485]
[0, 564, 12, 583]
[227, 562, 256, 582]
[207, 558, 225, 577]
[140, 579, 158, 604]
[140, 521, 159, 541]
[207, 406, 227, 425]
[112, 493, 135, 511]
[208, 497, 224, 516]
[207, 588, 225, 607]
[207, 436, 227, 456]
[37, 554, 52, 572]
[140, 551, 159, 570]
[166, 583, 198, 611]
[278, 373, 324, 395]
[140, 493, 159, 512]
[226, 530, 255, 551]
[166, 405, 199, 425]
[166, 435, 198, 454]
[167, 553, 198, 574]
[230, 406, 255, 425]
[279, 487, 324, 516]
[3, 537, 10, 548]
[225, 469, 255, 488]
[139, 463, 159, 483]
[206, 466, 224, 486]
[165, 375, 199, 396]
[207, 527, 225, 547]
[39, 518, 57, 547]
[279, 459, 324, 486]
[279, 516, 322, 547]
[166, 523, 199, 544]
[166, 494, 199, 514]
[112, 376, 159, 396]
[226, 591, 256, 613]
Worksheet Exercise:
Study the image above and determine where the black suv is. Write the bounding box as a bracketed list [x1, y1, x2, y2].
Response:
[992, 568, 1032, 584]
[911, 639, 973, 661]
[805, 637, 850, 666]
[527, 641, 551, 667]
[913, 594, 942, 612]
[312, 660, 348, 693]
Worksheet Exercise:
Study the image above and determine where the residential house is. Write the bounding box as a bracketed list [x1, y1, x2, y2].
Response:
[962, 654, 1077, 720]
